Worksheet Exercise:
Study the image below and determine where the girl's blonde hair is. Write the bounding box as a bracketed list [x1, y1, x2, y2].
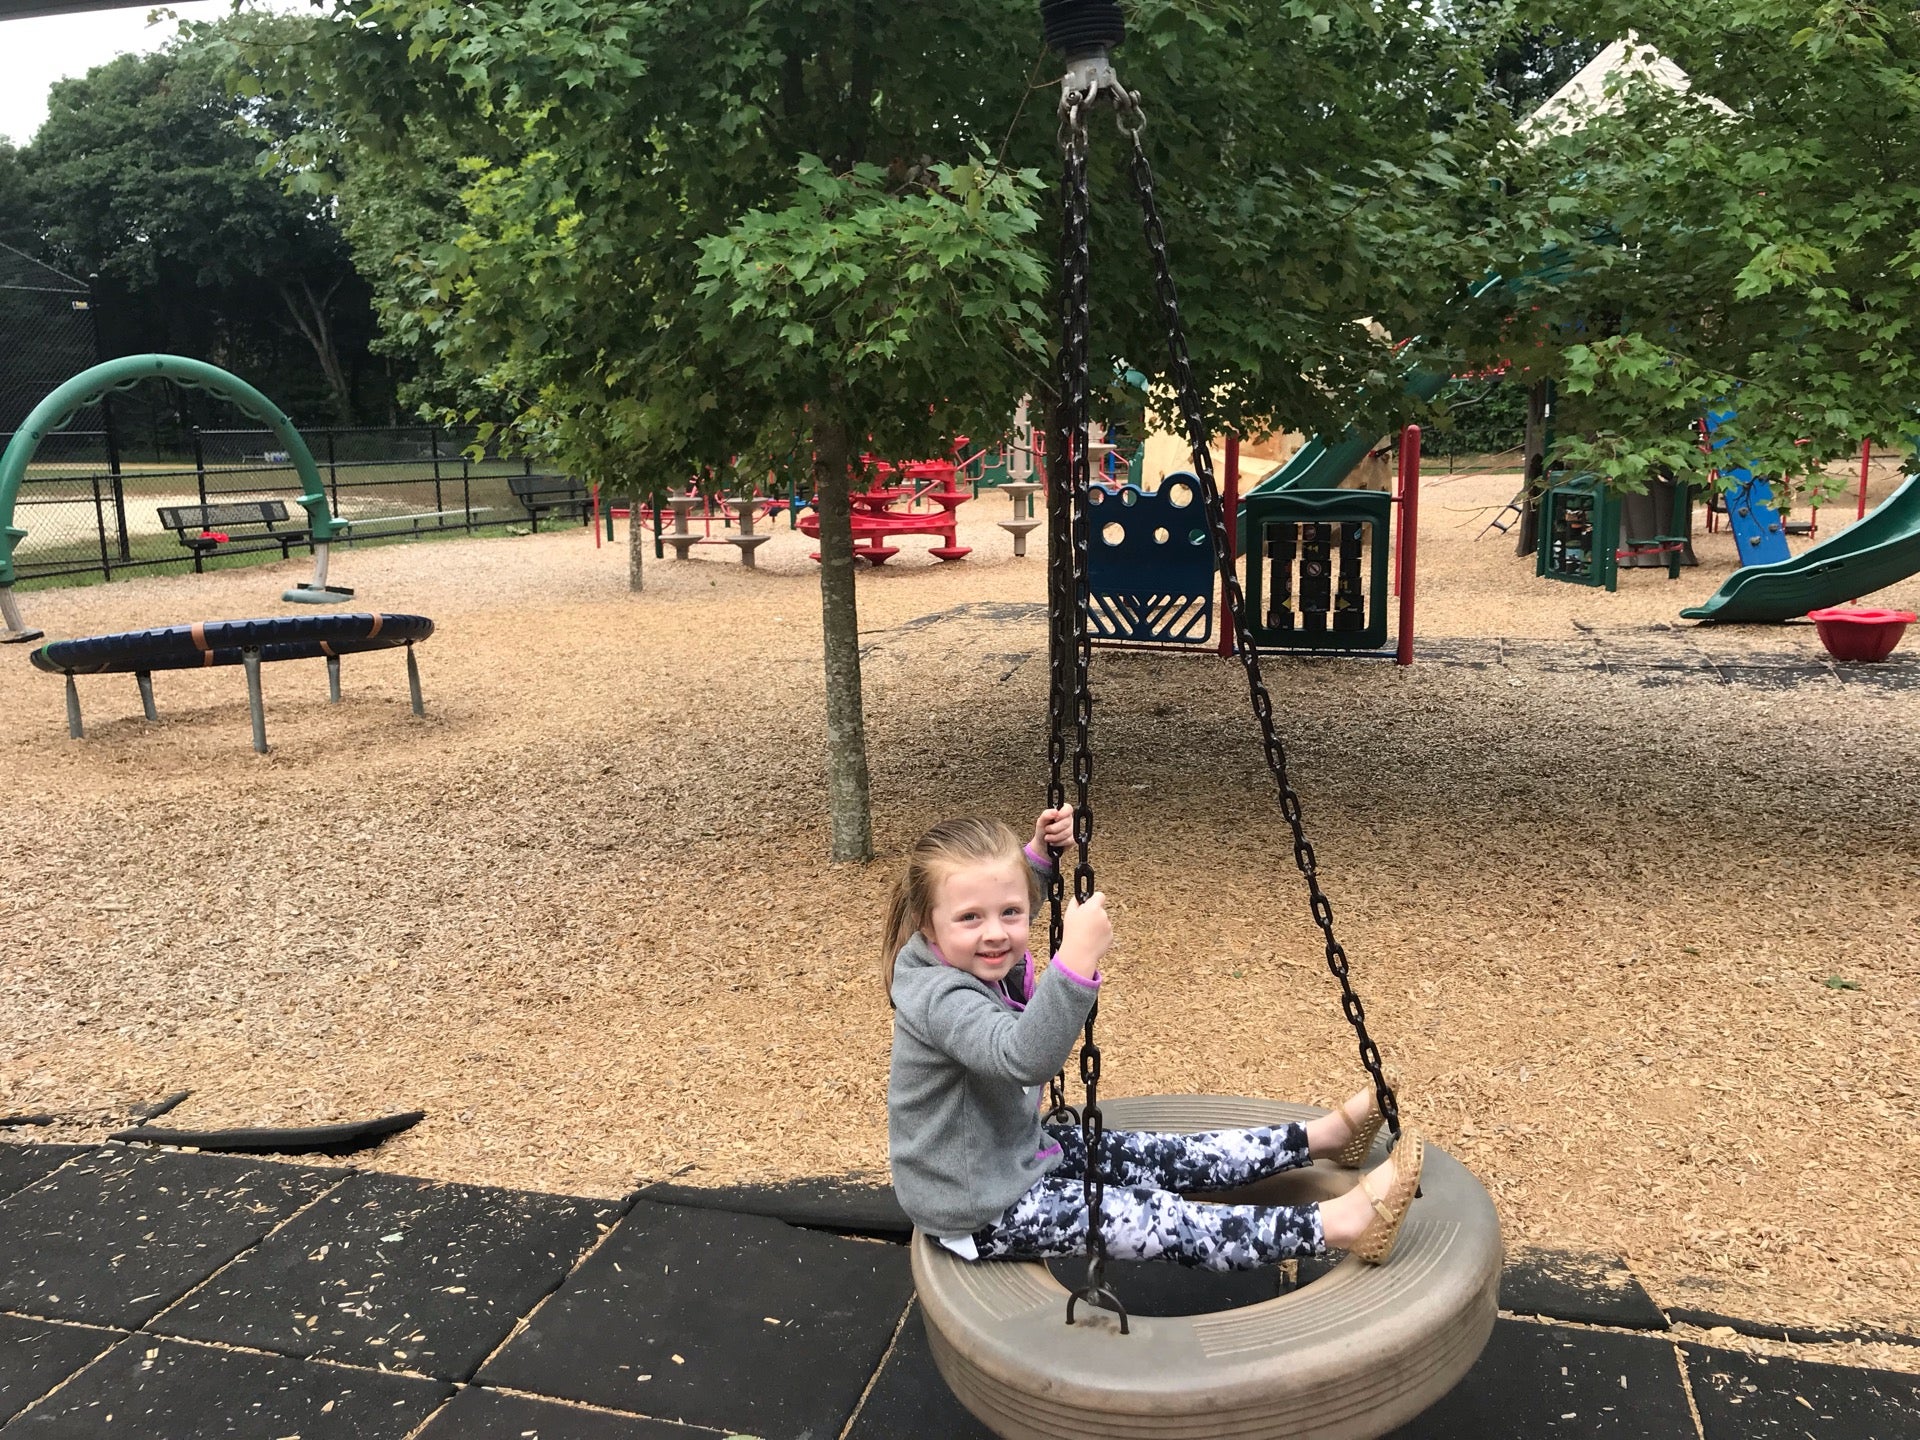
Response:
[881, 817, 1042, 1002]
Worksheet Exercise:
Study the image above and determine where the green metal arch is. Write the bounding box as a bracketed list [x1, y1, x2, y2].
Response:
[0, 354, 341, 587]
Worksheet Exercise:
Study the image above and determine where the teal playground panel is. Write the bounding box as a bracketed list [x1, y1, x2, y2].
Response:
[1537, 473, 1692, 591]
[1085, 429, 1420, 660]
[1536, 474, 1621, 590]
[1240, 488, 1394, 650]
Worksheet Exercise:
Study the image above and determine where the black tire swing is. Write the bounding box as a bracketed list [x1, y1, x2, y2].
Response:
[911, 7, 1502, 1436]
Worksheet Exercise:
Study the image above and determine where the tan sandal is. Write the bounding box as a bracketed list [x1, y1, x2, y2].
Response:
[1350, 1132, 1425, 1265]
[1331, 1088, 1386, 1169]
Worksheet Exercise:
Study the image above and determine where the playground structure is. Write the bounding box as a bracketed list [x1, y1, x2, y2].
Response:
[1535, 473, 1694, 591]
[651, 491, 790, 565]
[0, 356, 361, 644]
[797, 457, 973, 565]
[1086, 427, 1423, 664]
[1683, 472, 1920, 622]
[31, 612, 433, 753]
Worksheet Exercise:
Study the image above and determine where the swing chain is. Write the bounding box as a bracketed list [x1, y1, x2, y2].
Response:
[1121, 114, 1404, 1143]
[1042, 85, 1086, 1129]
[1055, 82, 1126, 1335]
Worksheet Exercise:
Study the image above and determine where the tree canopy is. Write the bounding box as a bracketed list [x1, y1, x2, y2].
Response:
[11, 16, 389, 426]
[264, 0, 1506, 480]
[1458, 0, 1920, 496]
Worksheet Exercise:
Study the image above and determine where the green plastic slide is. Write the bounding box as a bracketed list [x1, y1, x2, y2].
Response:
[1681, 473, 1920, 622]
[1245, 363, 1452, 496]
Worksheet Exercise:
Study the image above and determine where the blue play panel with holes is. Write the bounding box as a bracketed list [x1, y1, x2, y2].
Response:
[1085, 473, 1215, 646]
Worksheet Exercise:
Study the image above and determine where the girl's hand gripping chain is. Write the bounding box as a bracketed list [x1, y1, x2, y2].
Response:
[1054, 892, 1110, 981]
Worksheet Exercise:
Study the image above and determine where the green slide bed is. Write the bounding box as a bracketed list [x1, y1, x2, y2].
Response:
[1681, 473, 1920, 622]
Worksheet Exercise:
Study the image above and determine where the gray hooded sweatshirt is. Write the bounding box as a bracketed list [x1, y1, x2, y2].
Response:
[887, 929, 1102, 1236]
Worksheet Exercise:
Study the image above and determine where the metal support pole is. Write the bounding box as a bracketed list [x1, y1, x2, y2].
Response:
[405, 643, 424, 716]
[135, 671, 157, 721]
[1396, 425, 1421, 667]
[65, 675, 84, 739]
[1859, 439, 1872, 521]
[191, 424, 208, 508]
[0, 587, 42, 644]
[242, 648, 268, 754]
[326, 654, 341, 703]
[91, 469, 113, 579]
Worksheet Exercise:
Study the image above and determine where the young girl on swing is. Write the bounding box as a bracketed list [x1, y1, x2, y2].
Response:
[885, 807, 1423, 1272]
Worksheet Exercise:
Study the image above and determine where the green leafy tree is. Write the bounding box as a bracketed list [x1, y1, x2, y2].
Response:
[0, 144, 39, 255]
[25, 17, 383, 424]
[272, 0, 1508, 859]
[1461, 1, 1920, 499]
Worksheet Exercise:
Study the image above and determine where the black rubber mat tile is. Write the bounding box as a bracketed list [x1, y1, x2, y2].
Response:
[1387, 1318, 1694, 1438]
[479, 1199, 914, 1440]
[1500, 1248, 1668, 1330]
[1684, 1343, 1920, 1439]
[0, 1315, 120, 1426]
[0, 1335, 449, 1438]
[415, 1388, 731, 1438]
[1667, 1306, 1920, 1349]
[635, 1175, 909, 1241]
[1832, 661, 1920, 690]
[844, 1304, 996, 1440]
[0, 1144, 89, 1203]
[153, 1171, 619, 1381]
[1713, 663, 1840, 690]
[0, 1148, 339, 1326]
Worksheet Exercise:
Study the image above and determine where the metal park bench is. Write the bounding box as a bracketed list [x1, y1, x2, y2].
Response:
[508, 474, 593, 531]
[155, 501, 310, 573]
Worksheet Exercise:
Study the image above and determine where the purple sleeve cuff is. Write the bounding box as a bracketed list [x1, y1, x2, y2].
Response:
[1050, 955, 1101, 990]
[1023, 841, 1055, 872]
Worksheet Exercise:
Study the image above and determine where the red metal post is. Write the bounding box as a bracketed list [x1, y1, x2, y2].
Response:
[1219, 433, 1240, 658]
[1396, 426, 1420, 667]
[1859, 439, 1872, 521]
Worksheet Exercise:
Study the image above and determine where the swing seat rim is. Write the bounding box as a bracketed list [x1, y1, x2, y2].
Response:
[913, 1093, 1502, 1440]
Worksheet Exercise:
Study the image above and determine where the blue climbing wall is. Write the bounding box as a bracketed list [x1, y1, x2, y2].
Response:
[1703, 409, 1792, 566]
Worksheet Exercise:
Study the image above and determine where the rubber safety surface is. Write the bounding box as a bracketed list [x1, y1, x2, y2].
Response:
[151, 1171, 621, 1380]
[477, 1199, 914, 1438]
[0, 1148, 337, 1326]
[0, 1335, 448, 1438]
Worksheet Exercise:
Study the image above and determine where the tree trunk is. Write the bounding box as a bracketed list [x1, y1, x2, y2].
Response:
[628, 495, 645, 592]
[1516, 378, 1551, 557]
[279, 278, 355, 425]
[814, 418, 873, 862]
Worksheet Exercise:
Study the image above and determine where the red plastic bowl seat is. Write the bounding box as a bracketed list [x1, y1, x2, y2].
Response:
[1807, 606, 1917, 662]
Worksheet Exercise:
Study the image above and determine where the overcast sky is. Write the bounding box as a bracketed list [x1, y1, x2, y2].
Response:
[0, 1, 309, 147]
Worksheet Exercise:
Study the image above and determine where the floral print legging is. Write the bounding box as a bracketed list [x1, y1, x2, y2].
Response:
[967, 1122, 1325, 1272]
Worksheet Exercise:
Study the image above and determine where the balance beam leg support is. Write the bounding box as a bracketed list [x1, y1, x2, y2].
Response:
[0, 586, 43, 644]
[135, 671, 157, 721]
[283, 542, 355, 604]
[242, 648, 268, 754]
[64, 675, 83, 739]
[405, 643, 423, 716]
[326, 654, 341, 704]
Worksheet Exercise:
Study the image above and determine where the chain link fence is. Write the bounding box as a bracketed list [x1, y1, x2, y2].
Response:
[6, 423, 546, 585]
